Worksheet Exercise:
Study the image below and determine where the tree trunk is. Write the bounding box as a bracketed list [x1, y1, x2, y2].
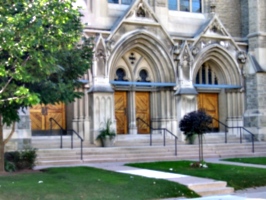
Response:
[198, 134, 204, 162]
[0, 124, 5, 173]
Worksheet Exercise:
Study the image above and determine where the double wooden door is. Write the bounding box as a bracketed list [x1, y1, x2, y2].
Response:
[30, 103, 66, 133]
[114, 91, 128, 134]
[114, 91, 150, 134]
[136, 92, 150, 134]
[198, 93, 219, 130]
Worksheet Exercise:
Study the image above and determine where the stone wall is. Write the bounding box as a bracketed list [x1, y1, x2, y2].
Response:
[240, 0, 249, 38]
[214, 0, 242, 38]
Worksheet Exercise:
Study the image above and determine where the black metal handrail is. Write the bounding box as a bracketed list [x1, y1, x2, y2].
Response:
[49, 118, 84, 160]
[212, 118, 255, 153]
[136, 117, 178, 156]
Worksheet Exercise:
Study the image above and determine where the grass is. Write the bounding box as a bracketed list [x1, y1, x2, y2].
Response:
[0, 166, 199, 200]
[222, 157, 266, 165]
[126, 160, 266, 190]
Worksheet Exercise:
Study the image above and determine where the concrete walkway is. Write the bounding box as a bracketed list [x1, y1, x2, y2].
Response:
[35, 158, 266, 199]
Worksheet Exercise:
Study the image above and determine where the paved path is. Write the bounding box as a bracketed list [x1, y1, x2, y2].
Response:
[84, 161, 266, 200]
[35, 158, 266, 199]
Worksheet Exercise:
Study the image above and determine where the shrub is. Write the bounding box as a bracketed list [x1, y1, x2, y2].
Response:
[4, 146, 37, 171]
[179, 109, 212, 162]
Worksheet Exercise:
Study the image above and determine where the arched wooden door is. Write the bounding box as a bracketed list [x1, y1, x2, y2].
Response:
[198, 93, 219, 131]
[136, 92, 150, 134]
[115, 91, 128, 134]
[30, 103, 66, 135]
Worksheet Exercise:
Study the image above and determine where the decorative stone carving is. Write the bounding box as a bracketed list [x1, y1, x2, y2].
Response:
[137, 4, 146, 17]
[192, 47, 199, 56]
[95, 49, 106, 76]
[237, 51, 247, 64]
[173, 45, 181, 56]
[180, 48, 193, 81]
[128, 52, 136, 65]
[105, 40, 114, 53]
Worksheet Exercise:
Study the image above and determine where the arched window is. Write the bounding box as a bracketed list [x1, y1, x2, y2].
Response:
[115, 68, 127, 81]
[138, 69, 149, 82]
[168, 0, 201, 13]
[196, 64, 218, 85]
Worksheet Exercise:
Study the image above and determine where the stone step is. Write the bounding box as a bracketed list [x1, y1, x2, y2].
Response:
[35, 143, 266, 167]
[187, 181, 234, 196]
[195, 186, 234, 196]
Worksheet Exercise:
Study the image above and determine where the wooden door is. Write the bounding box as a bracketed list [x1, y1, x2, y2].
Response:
[30, 103, 66, 132]
[115, 91, 128, 134]
[198, 93, 219, 130]
[136, 92, 150, 134]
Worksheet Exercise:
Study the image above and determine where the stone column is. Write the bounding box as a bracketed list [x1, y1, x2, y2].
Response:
[175, 93, 197, 141]
[128, 91, 137, 135]
[244, 0, 266, 140]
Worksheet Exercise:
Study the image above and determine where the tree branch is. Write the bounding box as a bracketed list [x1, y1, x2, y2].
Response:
[0, 77, 13, 94]
[0, 95, 28, 102]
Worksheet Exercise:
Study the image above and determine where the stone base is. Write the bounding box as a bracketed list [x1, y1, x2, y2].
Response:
[244, 109, 266, 141]
[5, 139, 31, 151]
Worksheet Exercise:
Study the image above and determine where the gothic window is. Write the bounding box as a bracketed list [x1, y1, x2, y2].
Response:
[138, 70, 149, 82]
[108, 0, 132, 5]
[196, 64, 218, 85]
[115, 68, 127, 81]
[168, 0, 201, 13]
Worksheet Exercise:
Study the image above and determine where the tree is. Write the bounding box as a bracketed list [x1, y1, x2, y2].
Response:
[0, 0, 93, 172]
[179, 110, 212, 162]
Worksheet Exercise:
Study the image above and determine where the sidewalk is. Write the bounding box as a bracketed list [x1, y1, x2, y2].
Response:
[35, 158, 266, 199]
[84, 159, 266, 200]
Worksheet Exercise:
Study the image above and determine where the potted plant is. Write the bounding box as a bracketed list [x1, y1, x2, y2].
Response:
[97, 119, 116, 147]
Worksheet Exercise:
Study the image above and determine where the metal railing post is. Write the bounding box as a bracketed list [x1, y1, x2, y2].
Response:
[163, 129, 166, 146]
[81, 140, 83, 160]
[252, 135, 255, 153]
[225, 129, 227, 143]
[71, 131, 73, 149]
[60, 129, 63, 148]
[240, 128, 242, 143]
[175, 137, 177, 156]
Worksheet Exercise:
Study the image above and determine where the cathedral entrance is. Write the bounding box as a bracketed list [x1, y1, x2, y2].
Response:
[136, 92, 150, 134]
[30, 103, 66, 135]
[198, 93, 219, 131]
[115, 91, 128, 134]
[115, 91, 151, 134]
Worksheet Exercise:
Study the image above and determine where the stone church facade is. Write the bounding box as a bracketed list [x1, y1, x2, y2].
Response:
[5, 0, 266, 149]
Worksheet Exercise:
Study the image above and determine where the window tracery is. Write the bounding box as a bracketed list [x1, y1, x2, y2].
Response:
[196, 64, 218, 85]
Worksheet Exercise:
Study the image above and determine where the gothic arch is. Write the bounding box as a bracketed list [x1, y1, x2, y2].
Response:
[192, 45, 242, 86]
[108, 30, 176, 83]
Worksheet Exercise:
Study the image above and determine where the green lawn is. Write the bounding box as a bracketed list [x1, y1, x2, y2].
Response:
[126, 160, 266, 190]
[222, 157, 266, 165]
[0, 166, 199, 200]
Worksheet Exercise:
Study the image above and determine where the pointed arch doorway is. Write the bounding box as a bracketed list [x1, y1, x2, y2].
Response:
[112, 49, 154, 135]
[196, 62, 220, 131]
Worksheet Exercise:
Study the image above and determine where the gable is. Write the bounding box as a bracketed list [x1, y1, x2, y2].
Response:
[191, 14, 241, 58]
[107, 0, 174, 52]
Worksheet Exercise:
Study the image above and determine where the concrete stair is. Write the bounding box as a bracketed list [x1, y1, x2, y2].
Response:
[187, 181, 234, 196]
[33, 134, 266, 167]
